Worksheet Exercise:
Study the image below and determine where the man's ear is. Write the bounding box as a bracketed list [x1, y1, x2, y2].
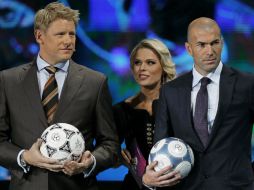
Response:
[185, 42, 193, 56]
[34, 29, 44, 45]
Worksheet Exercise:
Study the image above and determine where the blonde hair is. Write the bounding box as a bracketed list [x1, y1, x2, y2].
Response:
[34, 2, 80, 32]
[130, 39, 176, 83]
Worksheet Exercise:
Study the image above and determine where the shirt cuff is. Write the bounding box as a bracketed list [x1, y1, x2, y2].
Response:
[143, 183, 156, 190]
[17, 150, 30, 173]
[83, 154, 96, 178]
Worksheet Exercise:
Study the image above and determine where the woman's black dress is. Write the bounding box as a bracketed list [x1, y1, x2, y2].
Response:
[113, 101, 156, 190]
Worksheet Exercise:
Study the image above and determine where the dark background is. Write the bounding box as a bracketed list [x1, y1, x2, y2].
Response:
[0, 0, 254, 189]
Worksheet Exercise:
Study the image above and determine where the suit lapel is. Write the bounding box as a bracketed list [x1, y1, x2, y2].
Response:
[179, 72, 205, 151]
[53, 61, 84, 122]
[22, 62, 48, 127]
[206, 65, 236, 148]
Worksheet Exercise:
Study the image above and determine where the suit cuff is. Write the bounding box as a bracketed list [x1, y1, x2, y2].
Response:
[143, 183, 156, 190]
[83, 154, 96, 178]
[142, 176, 156, 190]
[17, 150, 30, 173]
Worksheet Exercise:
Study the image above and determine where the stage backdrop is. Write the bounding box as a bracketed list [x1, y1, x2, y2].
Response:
[0, 0, 254, 181]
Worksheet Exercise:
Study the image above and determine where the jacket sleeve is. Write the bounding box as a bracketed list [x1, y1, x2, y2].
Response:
[154, 85, 174, 144]
[0, 71, 24, 179]
[90, 76, 120, 175]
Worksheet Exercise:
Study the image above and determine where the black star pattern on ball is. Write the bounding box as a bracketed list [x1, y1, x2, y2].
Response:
[63, 129, 75, 139]
[59, 141, 71, 153]
[46, 145, 57, 157]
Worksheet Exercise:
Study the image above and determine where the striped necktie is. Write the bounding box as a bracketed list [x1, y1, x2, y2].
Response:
[42, 66, 58, 124]
[193, 77, 211, 146]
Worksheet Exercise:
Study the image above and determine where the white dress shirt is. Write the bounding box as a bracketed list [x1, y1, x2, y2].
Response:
[191, 62, 222, 133]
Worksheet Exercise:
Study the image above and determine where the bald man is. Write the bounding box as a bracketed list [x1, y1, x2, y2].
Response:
[142, 17, 254, 190]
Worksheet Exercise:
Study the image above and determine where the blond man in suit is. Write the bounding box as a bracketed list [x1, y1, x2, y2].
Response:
[0, 2, 118, 190]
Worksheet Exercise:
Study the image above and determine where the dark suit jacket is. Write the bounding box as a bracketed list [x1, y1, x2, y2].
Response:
[0, 60, 119, 190]
[154, 65, 254, 190]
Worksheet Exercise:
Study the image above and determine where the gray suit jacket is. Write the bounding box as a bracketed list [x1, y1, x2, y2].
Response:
[154, 65, 254, 190]
[0, 60, 119, 190]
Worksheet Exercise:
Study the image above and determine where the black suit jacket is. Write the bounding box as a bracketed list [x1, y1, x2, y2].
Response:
[0, 60, 119, 190]
[154, 65, 254, 190]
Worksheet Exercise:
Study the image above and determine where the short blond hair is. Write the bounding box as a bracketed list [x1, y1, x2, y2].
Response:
[34, 2, 80, 32]
[130, 39, 176, 83]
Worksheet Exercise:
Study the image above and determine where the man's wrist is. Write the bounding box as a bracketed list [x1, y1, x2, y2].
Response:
[83, 154, 96, 178]
[142, 175, 156, 190]
[20, 151, 28, 167]
[143, 183, 156, 190]
[17, 150, 30, 173]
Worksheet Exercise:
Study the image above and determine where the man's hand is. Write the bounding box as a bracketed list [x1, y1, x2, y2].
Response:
[63, 150, 94, 176]
[23, 139, 63, 172]
[142, 161, 181, 188]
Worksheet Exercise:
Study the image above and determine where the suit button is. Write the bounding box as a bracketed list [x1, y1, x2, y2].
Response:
[204, 174, 209, 179]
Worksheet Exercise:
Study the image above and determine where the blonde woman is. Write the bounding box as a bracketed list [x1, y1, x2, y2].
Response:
[114, 39, 176, 190]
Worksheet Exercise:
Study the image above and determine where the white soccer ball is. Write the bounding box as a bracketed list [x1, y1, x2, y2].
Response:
[148, 137, 194, 178]
[40, 123, 85, 162]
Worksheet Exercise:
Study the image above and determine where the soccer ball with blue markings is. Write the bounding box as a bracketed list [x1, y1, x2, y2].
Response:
[40, 123, 85, 162]
[148, 137, 194, 178]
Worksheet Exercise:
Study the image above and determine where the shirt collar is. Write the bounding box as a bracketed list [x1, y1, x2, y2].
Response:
[192, 61, 223, 88]
[36, 54, 69, 72]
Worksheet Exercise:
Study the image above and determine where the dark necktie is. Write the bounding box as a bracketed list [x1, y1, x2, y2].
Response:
[194, 77, 210, 146]
[42, 66, 58, 124]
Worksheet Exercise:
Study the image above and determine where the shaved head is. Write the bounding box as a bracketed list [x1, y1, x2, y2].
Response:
[187, 17, 221, 42]
[185, 17, 223, 76]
